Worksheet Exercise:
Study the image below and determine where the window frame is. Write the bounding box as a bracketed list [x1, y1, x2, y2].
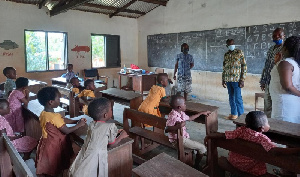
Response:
[24, 29, 68, 73]
[91, 33, 120, 69]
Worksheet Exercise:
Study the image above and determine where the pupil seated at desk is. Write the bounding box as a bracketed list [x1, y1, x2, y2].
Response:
[205, 111, 300, 176]
[138, 73, 170, 121]
[70, 77, 84, 94]
[35, 87, 86, 177]
[77, 79, 96, 115]
[69, 97, 128, 177]
[0, 99, 37, 160]
[165, 95, 210, 170]
[65, 64, 77, 84]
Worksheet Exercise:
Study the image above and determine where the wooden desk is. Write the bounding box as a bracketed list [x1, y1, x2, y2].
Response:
[132, 153, 208, 177]
[22, 99, 66, 140]
[119, 73, 157, 94]
[28, 79, 46, 94]
[159, 101, 219, 135]
[233, 114, 300, 147]
[100, 88, 143, 110]
[67, 115, 134, 177]
[51, 77, 67, 86]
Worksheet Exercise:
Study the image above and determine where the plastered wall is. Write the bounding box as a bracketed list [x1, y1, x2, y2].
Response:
[0, 1, 138, 88]
[137, 0, 300, 107]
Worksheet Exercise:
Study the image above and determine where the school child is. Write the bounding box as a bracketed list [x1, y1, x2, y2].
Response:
[3, 67, 16, 98]
[78, 79, 95, 115]
[4, 77, 29, 133]
[138, 73, 169, 117]
[69, 98, 128, 177]
[35, 87, 86, 177]
[70, 77, 84, 95]
[0, 99, 37, 160]
[66, 64, 76, 83]
[205, 111, 300, 176]
[165, 95, 210, 169]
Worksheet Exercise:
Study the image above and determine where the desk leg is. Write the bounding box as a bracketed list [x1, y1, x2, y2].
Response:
[119, 75, 121, 89]
[130, 96, 143, 110]
[205, 110, 218, 135]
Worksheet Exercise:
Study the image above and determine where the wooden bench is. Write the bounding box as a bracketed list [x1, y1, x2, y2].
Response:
[207, 136, 300, 177]
[233, 115, 300, 147]
[0, 133, 34, 177]
[123, 108, 194, 166]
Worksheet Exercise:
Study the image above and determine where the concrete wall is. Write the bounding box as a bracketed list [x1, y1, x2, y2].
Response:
[137, 0, 300, 107]
[0, 1, 138, 88]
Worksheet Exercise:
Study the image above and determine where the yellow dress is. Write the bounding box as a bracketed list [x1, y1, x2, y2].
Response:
[78, 89, 95, 115]
[138, 85, 166, 117]
[72, 88, 80, 94]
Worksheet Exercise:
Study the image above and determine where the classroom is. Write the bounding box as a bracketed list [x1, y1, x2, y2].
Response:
[0, 0, 300, 176]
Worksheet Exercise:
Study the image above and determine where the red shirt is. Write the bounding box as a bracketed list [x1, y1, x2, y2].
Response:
[225, 126, 276, 176]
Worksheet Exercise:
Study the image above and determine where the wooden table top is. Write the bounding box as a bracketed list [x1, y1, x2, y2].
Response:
[24, 99, 66, 118]
[132, 153, 208, 177]
[51, 77, 67, 83]
[233, 114, 300, 139]
[101, 88, 142, 100]
[160, 101, 219, 113]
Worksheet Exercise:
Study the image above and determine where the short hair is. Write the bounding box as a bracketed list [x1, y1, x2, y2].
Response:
[84, 79, 94, 87]
[169, 95, 184, 109]
[15, 77, 29, 89]
[283, 36, 300, 65]
[3, 67, 15, 76]
[67, 63, 73, 67]
[226, 39, 234, 44]
[181, 43, 189, 52]
[245, 111, 267, 131]
[88, 98, 111, 120]
[70, 77, 79, 84]
[0, 99, 9, 110]
[273, 27, 284, 34]
[37, 87, 60, 106]
[157, 73, 167, 84]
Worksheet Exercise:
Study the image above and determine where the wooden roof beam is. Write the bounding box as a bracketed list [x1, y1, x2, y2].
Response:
[39, 0, 47, 9]
[138, 0, 167, 6]
[50, 0, 93, 16]
[84, 3, 145, 15]
[109, 0, 137, 18]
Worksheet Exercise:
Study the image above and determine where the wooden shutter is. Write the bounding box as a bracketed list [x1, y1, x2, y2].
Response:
[106, 35, 120, 67]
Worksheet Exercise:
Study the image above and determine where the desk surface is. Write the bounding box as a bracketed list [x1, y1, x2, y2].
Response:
[233, 115, 300, 139]
[132, 153, 208, 177]
[101, 88, 142, 100]
[160, 101, 218, 113]
[25, 99, 65, 118]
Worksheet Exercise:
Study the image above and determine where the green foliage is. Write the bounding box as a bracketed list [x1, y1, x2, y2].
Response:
[91, 35, 105, 67]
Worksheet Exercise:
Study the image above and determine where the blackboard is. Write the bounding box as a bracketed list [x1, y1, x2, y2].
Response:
[147, 21, 300, 74]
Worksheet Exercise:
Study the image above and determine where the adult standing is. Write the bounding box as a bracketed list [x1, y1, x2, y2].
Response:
[173, 43, 194, 101]
[260, 28, 285, 118]
[222, 39, 247, 120]
[269, 36, 300, 123]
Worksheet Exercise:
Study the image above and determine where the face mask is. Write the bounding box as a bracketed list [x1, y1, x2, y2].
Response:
[273, 39, 283, 45]
[228, 45, 235, 51]
[183, 48, 189, 53]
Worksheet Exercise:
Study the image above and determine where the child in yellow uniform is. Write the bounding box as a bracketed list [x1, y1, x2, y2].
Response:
[138, 73, 169, 117]
[70, 77, 84, 94]
[78, 79, 95, 115]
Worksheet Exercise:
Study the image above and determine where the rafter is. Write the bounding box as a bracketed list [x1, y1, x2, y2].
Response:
[109, 0, 137, 18]
[75, 9, 137, 19]
[84, 3, 145, 15]
[50, 0, 93, 17]
[138, 0, 167, 6]
[39, 0, 47, 9]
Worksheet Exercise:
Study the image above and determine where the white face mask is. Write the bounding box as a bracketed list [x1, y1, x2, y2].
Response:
[228, 45, 235, 51]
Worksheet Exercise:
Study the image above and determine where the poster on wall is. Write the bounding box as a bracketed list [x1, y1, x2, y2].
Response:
[0, 40, 19, 57]
[71, 45, 90, 59]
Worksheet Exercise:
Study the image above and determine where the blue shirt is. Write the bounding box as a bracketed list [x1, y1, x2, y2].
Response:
[4, 78, 16, 98]
[65, 71, 76, 83]
[176, 53, 194, 77]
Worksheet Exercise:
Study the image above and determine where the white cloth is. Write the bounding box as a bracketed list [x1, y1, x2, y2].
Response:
[269, 58, 300, 123]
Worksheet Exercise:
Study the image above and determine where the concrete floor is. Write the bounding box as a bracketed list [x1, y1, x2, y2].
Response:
[112, 95, 279, 175]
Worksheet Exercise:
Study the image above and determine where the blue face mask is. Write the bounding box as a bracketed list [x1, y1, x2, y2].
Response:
[273, 39, 283, 45]
[228, 45, 235, 51]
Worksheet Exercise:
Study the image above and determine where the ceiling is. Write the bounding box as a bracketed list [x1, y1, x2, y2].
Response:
[5, 0, 169, 18]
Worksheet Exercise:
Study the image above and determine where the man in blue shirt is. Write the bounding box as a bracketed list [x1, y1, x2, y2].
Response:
[173, 43, 194, 101]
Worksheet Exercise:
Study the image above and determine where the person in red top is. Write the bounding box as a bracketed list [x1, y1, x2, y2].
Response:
[205, 111, 300, 176]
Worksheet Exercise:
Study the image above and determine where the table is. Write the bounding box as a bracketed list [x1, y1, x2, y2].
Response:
[132, 153, 208, 177]
[100, 88, 143, 110]
[118, 73, 157, 94]
[22, 99, 66, 140]
[51, 77, 67, 86]
[233, 115, 300, 147]
[28, 79, 47, 94]
[159, 101, 219, 135]
[67, 115, 134, 177]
